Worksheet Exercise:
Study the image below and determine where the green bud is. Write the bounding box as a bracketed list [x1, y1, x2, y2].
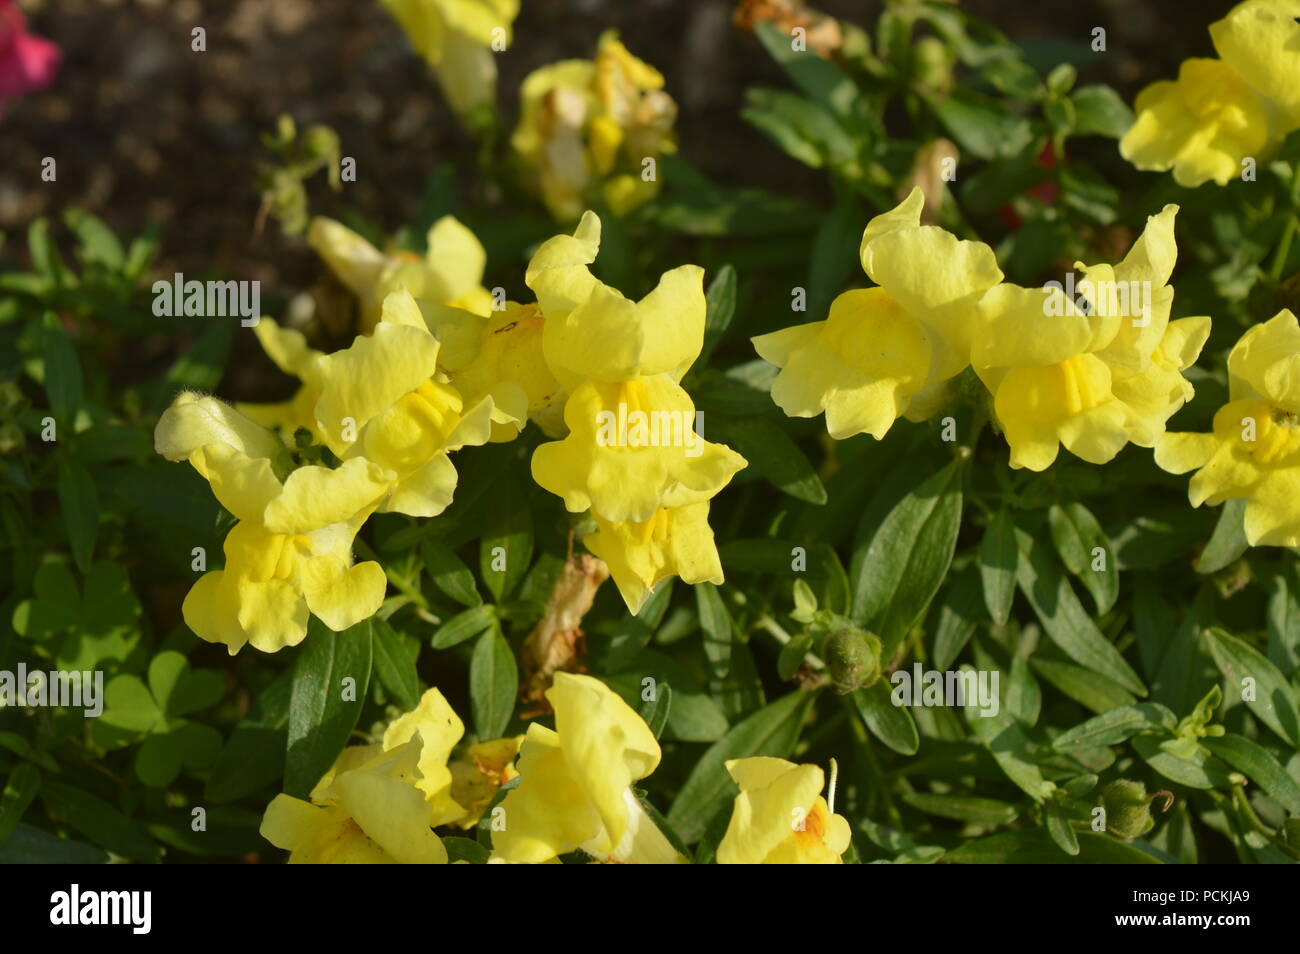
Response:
[1101, 779, 1158, 840]
[913, 37, 952, 94]
[1281, 817, 1300, 856]
[824, 626, 882, 693]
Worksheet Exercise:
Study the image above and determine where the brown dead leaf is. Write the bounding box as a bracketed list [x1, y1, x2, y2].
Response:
[518, 553, 610, 716]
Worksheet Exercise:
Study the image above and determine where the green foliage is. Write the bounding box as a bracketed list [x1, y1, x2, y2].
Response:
[3, 0, 1299, 866]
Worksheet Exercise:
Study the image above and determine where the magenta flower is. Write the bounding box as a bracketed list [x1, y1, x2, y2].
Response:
[0, 0, 60, 113]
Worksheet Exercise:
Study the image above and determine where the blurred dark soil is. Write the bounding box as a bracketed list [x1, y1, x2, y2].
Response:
[2, 0, 1237, 327]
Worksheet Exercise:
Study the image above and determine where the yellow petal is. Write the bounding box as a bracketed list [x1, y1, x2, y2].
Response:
[542, 265, 706, 387]
[531, 377, 746, 522]
[524, 211, 602, 322]
[313, 294, 443, 452]
[383, 687, 467, 825]
[299, 557, 387, 632]
[424, 215, 488, 303]
[584, 502, 723, 614]
[860, 188, 1003, 378]
[307, 216, 389, 304]
[262, 458, 392, 535]
[1210, 0, 1300, 132]
[155, 391, 284, 465]
[1227, 309, 1300, 411]
[333, 768, 448, 863]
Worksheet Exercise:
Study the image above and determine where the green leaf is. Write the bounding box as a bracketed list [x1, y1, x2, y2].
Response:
[700, 264, 736, 365]
[421, 541, 482, 607]
[42, 319, 82, 425]
[1069, 84, 1135, 138]
[1047, 502, 1118, 614]
[0, 763, 41, 844]
[1195, 499, 1248, 574]
[1266, 561, 1300, 676]
[639, 682, 673, 740]
[979, 509, 1018, 626]
[753, 21, 864, 123]
[443, 836, 490, 864]
[708, 414, 826, 504]
[205, 671, 292, 803]
[1045, 806, 1080, 856]
[0, 824, 108, 864]
[695, 582, 734, 679]
[902, 792, 1018, 826]
[932, 564, 982, 671]
[944, 830, 1162, 864]
[27, 218, 65, 285]
[1030, 657, 1136, 714]
[41, 782, 160, 861]
[57, 457, 99, 574]
[968, 709, 1055, 802]
[667, 689, 815, 843]
[1132, 735, 1232, 790]
[851, 460, 963, 655]
[1015, 525, 1145, 695]
[64, 209, 126, 270]
[850, 681, 919, 755]
[1202, 734, 1300, 813]
[431, 604, 497, 649]
[371, 617, 420, 710]
[480, 480, 533, 600]
[931, 89, 1033, 160]
[1051, 702, 1176, 750]
[285, 618, 373, 799]
[1202, 627, 1300, 746]
[470, 623, 517, 740]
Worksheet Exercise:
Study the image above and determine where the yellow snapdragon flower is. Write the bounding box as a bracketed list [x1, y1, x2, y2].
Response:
[532, 376, 746, 524]
[419, 299, 565, 441]
[974, 206, 1210, 471]
[312, 288, 496, 518]
[753, 187, 1003, 439]
[237, 319, 325, 439]
[260, 745, 448, 863]
[523, 212, 745, 610]
[512, 31, 677, 221]
[448, 736, 521, 828]
[585, 502, 725, 613]
[308, 214, 494, 332]
[1157, 309, 1300, 546]
[155, 392, 392, 653]
[490, 672, 686, 864]
[1119, 58, 1271, 188]
[1210, 0, 1300, 134]
[717, 757, 852, 864]
[378, 0, 519, 123]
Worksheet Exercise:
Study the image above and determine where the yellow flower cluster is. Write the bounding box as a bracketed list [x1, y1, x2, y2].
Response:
[158, 208, 738, 647]
[1120, 0, 1300, 187]
[260, 688, 519, 862]
[754, 188, 1211, 472]
[157, 213, 565, 652]
[512, 31, 678, 221]
[1158, 309, 1300, 546]
[378, 0, 520, 126]
[260, 675, 847, 864]
[525, 211, 747, 613]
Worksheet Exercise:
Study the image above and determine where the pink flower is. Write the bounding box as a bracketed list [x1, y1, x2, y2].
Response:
[0, 0, 60, 112]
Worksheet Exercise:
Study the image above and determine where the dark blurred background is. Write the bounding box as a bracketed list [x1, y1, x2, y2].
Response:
[1, 0, 1237, 306]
